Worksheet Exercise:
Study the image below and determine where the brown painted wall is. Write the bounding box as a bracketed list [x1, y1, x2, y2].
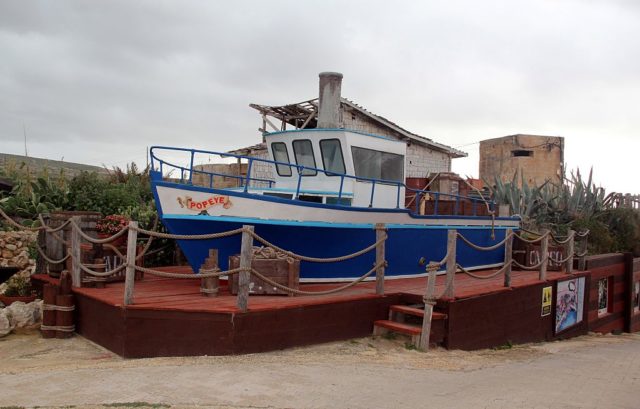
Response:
[443, 274, 590, 350]
[585, 254, 627, 334]
[479, 134, 563, 187]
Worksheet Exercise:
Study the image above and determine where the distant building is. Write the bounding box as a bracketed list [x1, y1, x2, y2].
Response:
[479, 134, 564, 187]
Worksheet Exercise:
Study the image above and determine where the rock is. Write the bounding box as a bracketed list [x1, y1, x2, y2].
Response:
[5, 243, 17, 251]
[6, 300, 42, 328]
[0, 308, 14, 337]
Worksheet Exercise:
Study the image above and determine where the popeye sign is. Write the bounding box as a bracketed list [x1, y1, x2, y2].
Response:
[177, 195, 232, 211]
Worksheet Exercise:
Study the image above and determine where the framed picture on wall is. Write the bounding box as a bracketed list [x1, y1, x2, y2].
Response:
[598, 278, 609, 316]
[555, 277, 585, 334]
[634, 282, 639, 313]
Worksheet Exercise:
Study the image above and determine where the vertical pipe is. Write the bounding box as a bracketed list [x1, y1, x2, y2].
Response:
[375, 223, 386, 295]
[123, 221, 138, 305]
[503, 229, 513, 287]
[338, 175, 345, 200]
[369, 181, 376, 207]
[396, 184, 401, 209]
[244, 159, 253, 193]
[444, 229, 457, 299]
[539, 230, 549, 281]
[295, 167, 302, 199]
[237, 225, 254, 312]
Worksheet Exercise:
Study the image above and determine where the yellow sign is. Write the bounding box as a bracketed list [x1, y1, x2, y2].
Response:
[541, 286, 552, 317]
[177, 195, 232, 211]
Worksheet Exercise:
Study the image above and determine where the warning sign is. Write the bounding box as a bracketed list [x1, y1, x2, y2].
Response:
[541, 286, 552, 317]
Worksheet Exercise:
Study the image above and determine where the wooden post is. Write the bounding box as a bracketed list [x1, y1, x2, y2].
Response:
[539, 229, 549, 281]
[419, 266, 438, 351]
[443, 229, 456, 299]
[375, 223, 386, 295]
[237, 225, 254, 312]
[70, 216, 82, 287]
[123, 221, 138, 306]
[566, 230, 575, 274]
[201, 249, 219, 297]
[503, 229, 513, 287]
[578, 234, 588, 271]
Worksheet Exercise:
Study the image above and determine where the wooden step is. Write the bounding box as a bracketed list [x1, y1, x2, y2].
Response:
[389, 305, 448, 320]
[374, 320, 422, 336]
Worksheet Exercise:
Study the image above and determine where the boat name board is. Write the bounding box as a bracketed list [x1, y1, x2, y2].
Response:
[177, 195, 233, 211]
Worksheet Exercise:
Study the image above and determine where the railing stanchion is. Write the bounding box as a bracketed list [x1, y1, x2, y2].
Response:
[375, 223, 386, 295]
[123, 221, 139, 306]
[244, 159, 253, 193]
[444, 229, 456, 299]
[338, 175, 344, 200]
[395, 185, 401, 209]
[188, 150, 195, 184]
[70, 216, 82, 287]
[539, 229, 549, 281]
[503, 229, 513, 287]
[566, 230, 575, 274]
[295, 167, 302, 199]
[237, 225, 254, 312]
[369, 181, 376, 207]
[419, 265, 437, 351]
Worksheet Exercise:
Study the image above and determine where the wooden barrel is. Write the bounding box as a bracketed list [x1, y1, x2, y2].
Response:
[55, 294, 75, 339]
[43, 211, 101, 277]
[41, 284, 58, 338]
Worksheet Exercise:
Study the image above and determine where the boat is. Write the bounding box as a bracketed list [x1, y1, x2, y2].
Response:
[149, 73, 520, 281]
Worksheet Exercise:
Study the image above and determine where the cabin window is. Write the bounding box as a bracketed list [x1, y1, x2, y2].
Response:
[351, 146, 404, 182]
[512, 150, 533, 157]
[271, 142, 292, 177]
[320, 139, 346, 176]
[292, 139, 317, 176]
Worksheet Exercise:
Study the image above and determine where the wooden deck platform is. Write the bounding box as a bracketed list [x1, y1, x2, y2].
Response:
[32, 268, 582, 358]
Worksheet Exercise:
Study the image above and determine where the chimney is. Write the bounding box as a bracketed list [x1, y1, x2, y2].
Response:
[317, 72, 343, 129]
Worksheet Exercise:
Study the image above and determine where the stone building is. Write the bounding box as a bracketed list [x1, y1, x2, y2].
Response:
[234, 72, 466, 187]
[479, 134, 564, 187]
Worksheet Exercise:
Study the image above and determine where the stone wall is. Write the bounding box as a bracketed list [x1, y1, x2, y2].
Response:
[0, 231, 37, 294]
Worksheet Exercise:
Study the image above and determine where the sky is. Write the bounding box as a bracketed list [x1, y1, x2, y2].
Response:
[1, 0, 639, 193]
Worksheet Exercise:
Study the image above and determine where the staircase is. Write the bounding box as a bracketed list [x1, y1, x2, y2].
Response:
[373, 303, 448, 347]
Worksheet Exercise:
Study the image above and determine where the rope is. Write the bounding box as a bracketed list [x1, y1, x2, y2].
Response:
[37, 214, 71, 233]
[134, 265, 241, 279]
[247, 230, 386, 263]
[0, 206, 43, 231]
[42, 304, 75, 312]
[512, 259, 545, 271]
[78, 261, 127, 277]
[575, 230, 590, 238]
[40, 324, 75, 332]
[35, 244, 71, 264]
[48, 230, 70, 246]
[456, 263, 508, 279]
[69, 218, 129, 244]
[134, 215, 158, 261]
[575, 250, 588, 257]
[550, 234, 573, 245]
[456, 231, 513, 251]
[513, 231, 550, 244]
[549, 251, 574, 264]
[131, 226, 245, 240]
[104, 244, 126, 260]
[247, 261, 385, 296]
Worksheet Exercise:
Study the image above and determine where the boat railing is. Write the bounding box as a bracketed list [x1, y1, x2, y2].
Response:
[150, 146, 495, 216]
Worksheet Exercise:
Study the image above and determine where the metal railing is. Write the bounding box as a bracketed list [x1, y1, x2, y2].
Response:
[150, 146, 496, 216]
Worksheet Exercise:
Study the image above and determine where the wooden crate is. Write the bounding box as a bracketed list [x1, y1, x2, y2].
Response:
[228, 255, 299, 296]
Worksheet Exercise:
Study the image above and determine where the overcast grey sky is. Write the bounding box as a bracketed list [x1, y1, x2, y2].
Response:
[1, 0, 638, 193]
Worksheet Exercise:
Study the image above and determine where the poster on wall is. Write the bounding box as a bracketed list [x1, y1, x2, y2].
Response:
[555, 277, 585, 333]
[541, 286, 552, 317]
[634, 282, 639, 313]
[598, 278, 609, 315]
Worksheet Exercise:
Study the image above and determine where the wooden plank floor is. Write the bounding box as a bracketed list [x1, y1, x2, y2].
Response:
[35, 267, 571, 314]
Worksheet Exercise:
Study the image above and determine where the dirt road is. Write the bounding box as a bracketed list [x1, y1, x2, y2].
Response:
[1, 331, 639, 409]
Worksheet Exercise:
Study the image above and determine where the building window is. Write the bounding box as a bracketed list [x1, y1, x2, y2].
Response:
[292, 139, 317, 176]
[351, 146, 404, 182]
[512, 150, 533, 157]
[271, 142, 292, 177]
[320, 139, 346, 176]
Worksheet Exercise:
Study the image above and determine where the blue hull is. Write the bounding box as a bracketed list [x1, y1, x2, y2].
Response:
[162, 216, 508, 280]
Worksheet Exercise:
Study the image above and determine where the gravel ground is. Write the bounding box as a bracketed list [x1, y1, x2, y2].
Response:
[1, 330, 639, 409]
